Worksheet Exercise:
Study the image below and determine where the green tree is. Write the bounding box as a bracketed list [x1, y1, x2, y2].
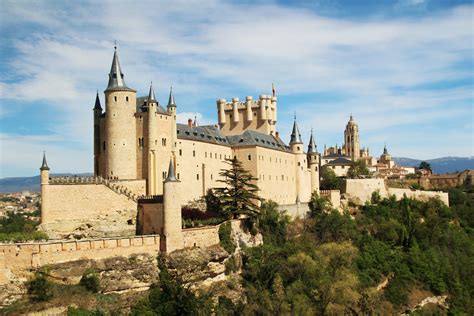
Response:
[258, 201, 290, 244]
[347, 160, 370, 179]
[418, 161, 432, 172]
[28, 271, 53, 302]
[79, 268, 100, 293]
[215, 157, 260, 219]
[320, 165, 341, 190]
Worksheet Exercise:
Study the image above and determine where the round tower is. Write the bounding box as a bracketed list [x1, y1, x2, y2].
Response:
[163, 159, 183, 252]
[147, 83, 158, 194]
[93, 92, 102, 176]
[39, 152, 50, 224]
[289, 117, 307, 202]
[307, 130, 320, 194]
[104, 46, 137, 179]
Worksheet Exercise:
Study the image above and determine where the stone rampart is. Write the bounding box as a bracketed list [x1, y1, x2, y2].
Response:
[182, 225, 220, 249]
[0, 235, 160, 281]
[387, 188, 449, 206]
[278, 203, 310, 218]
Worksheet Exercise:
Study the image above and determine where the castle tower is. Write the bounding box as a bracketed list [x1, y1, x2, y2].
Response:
[93, 92, 102, 176]
[40, 152, 50, 224]
[307, 130, 320, 194]
[289, 117, 308, 202]
[104, 46, 137, 179]
[344, 115, 360, 161]
[167, 86, 178, 169]
[163, 159, 183, 252]
[147, 83, 159, 194]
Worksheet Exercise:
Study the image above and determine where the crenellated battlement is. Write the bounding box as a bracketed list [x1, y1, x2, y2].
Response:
[217, 94, 277, 136]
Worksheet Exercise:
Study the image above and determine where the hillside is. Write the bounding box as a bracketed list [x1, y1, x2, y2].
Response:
[392, 156, 473, 173]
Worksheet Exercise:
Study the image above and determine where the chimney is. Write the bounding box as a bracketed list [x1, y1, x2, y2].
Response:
[275, 131, 280, 139]
[187, 118, 193, 127]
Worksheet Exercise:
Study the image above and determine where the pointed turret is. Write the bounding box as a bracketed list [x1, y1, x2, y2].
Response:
[106, 46, 130, 91]
[40, 151, 50, 171]
[94, 91, 102, 110]
[383, 143, 388, 155]
[147, 82, 156, 103]
[307, 129, 318, 154]
[193, 115, 198, 127]
[165, 159, 177, 182]
[167, 86, 176, 108]
[290, 116, 302, 144]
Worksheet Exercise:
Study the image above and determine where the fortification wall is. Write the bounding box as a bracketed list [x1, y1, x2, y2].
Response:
[343, 179, 388, 204]
[343, 179, 449, 206]
[182, 225, 220, 249]
[0, 235, 160, 281]
[278, 203, 310, 218]
[387, 188, 449, 206]
[320, 190, 341, 208]
[41, 182, 139, 239]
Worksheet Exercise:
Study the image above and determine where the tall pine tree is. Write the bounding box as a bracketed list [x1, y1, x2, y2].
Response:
[215, 157, 260, 219]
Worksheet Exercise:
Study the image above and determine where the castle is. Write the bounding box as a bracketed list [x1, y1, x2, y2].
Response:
[38, 47, 442, 252]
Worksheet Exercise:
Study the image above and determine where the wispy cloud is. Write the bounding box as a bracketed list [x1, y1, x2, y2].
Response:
[0, 0, 472, 177]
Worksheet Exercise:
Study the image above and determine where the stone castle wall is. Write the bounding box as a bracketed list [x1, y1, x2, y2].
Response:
[343, 178, 449, 206]
[182, 225, 220, 249]
[0, 235, 160, 278]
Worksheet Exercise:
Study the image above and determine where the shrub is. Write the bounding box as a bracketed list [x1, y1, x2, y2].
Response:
[79, 268, 100, 293]
[225, 255, 240, 274]
[219, 221, 236, 253]
[28, 271, 53, 302]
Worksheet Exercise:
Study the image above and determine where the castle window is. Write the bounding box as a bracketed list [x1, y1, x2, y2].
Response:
[162, 172, 166, 179]
[315, 167, 318, 171]
[155, 140, 157, 145]
[281, 175, 284, 180]
[102, 141, 106, 151]
[211, 174, 213, 180]
[193, 150, 196, 157]
[179, 149, 182, 156]
[126, 96, 129, 102]
[177, 173, 180, 179]
[248, 155, 251, 161]
[220, 154, 222, 159]
[332, 166, 335, 169]
[196, 174, 199, 180]
[215, 153, 217, 159]
[298, 162, 301, 166]
[205, 152, 207, 158]
[162, 138, 167, 146]
[297, 146, 300, 151]
[114, 96, 117, 102]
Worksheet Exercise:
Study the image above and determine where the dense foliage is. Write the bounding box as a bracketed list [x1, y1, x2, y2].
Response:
[347, 160, 370, 179]
[80, 269, 101, 293]
[0, 210, 48, 242]
[237, 191, 473, 314]
[320, 165, 341, 190]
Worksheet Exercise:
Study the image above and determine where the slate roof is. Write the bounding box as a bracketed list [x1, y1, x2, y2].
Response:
[177, 124, 229, 146]
[136, 96, 167, 113]
[323, 153, 349, 159]
[227, 130, 289, 152]
[326, 157, 353, 166]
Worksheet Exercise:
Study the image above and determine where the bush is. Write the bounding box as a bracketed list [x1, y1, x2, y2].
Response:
[0, 231, 48, 242]
[225, 255, 240, 274]
[28, 271, 53, 302]
[80, 269, 100, 293]
[219, 221, 236, 253]
[67, 306, 105, 316]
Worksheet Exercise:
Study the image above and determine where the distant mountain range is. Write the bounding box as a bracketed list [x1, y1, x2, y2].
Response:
[0, 173, 92, 193]
[0, 157, 472, 193]
[393, 156, 474, 174]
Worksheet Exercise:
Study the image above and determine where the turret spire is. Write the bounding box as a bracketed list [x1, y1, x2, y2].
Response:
[148, 82, 156, 102]
[165, 159, 177, 182]
[167, 86, 176, 108]
[290, 116, 302, 144]
[106, 45, 130, 91]
[383, 143, 388, 155]
[94, 91, 102, 110]
[193, 115, 198, 127]
[307, 129, 318, 154]
[40, 151, 50, 171]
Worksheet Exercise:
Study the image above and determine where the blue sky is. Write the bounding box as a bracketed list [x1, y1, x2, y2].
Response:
[0, 0, 472, 178]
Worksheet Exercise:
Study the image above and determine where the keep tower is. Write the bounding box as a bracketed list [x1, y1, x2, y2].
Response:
[104, 47, 137, 179]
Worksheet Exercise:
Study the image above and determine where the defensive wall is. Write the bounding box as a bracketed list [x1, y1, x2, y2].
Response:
[343, 179, 449, 206]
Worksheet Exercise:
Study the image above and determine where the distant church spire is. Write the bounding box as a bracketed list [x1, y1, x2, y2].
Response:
[106, 45, 130, 91]
[307, 129, 318, 154]
[167, 86, 176, 107]
[290, 116, 302, 144]
[383, 143, 388, 155]
[40, 151, 50, 171]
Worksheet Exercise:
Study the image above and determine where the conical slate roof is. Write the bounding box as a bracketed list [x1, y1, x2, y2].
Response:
[40, 151, 50, 171]
[94, 91, 102, 110]
[290, 118, 302, 144]
[167, 86, 176, 107]
[106, 47, 130, 91]
[165, 159, 177, 182]
[147, 83, 156, 102]
[307, 130, 318, 154]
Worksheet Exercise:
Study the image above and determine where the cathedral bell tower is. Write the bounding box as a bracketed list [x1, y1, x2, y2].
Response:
[344, 115, 360, 161]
